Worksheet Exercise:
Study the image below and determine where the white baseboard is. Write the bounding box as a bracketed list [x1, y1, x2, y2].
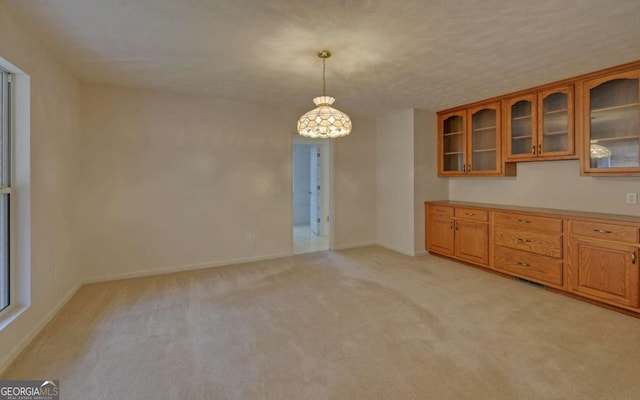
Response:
[332, 241, 377, 251]
[414, 250, 428, 256]
[0, 281, 83, 375]
[375, 242, 416, 257]
[83, 251, 293, 284]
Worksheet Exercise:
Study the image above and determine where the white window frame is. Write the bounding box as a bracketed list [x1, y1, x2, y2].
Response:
[0, 55, 30, 331]
[0, 68, 12, 313]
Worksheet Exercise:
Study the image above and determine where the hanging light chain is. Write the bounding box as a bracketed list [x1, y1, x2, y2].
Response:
[322, 56, 326, 96]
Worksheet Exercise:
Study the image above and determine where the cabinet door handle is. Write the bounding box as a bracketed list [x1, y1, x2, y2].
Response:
[517, 261, 530, 267]
[632, 251, 636, 265]
[450, 220, 453, 230]
[518, 219, 532, 224]
[455, 222, 458, 231]
[465, 212, 476, 216]
[532, 146, 536, 155]
[593, 229, 613, 234]
[463, 164, 466, 173]
[516, 238, 532, 243]
[468, 164, 471, 173]
[538, 144, 542, 154]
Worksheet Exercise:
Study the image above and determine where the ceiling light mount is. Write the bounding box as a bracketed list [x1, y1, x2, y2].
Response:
[297, 49, 352, 139]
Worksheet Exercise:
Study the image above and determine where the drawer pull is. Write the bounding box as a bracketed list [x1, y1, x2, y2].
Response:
[518, 219, 531, 224]
[593, 229, 613, 234]
[516, 238, 532, 243]
[517, 261, 530, 267]
[465, 212, 476, 216]
[436, 209, 444, 213]
[633, 251, 636, 265]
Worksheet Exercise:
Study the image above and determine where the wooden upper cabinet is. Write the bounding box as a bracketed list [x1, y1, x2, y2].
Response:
[438, 102, 512, 176]
[504, 85, 575, 161]
[468, 102, 503, 175]
[439, 110, 466, 176]
[505, 93, 537, 160]
[581, 69, 640, 176]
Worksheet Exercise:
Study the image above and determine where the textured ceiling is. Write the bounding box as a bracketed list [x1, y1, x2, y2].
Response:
[3, 0, 640, 117]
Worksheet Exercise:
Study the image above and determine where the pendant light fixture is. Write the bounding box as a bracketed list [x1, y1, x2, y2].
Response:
[297, 50, 352, 139]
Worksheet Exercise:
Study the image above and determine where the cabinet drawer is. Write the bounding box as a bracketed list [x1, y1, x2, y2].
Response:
[454, 207, 488, 221]
[495, 246, 563, 287]
[494, 227, 562, 258]
[571, 220, 639, 243]
[494, 212, 562, 233]
[428, 205, 454, 218]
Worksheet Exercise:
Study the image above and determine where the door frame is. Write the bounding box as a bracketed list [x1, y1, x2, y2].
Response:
[291, 134, 335, 252]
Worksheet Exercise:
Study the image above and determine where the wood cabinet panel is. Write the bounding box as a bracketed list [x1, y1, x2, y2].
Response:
[494, 227, 562, 258]
[494, 246, 562, 287]
[427, 216, 454, 256]
[494, 212, 562, 233]
[454, 207, 488, 222]
[428, 205, 454, 218]
[455, 220, 489, 265]
[571, 220, 639, 242]
[568, 238, 639, 308]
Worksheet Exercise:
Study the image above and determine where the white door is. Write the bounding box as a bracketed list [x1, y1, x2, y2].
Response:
[309, 145, 321, 235]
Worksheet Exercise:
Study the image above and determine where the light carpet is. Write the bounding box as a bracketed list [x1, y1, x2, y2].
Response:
[3, 246, 640, 399]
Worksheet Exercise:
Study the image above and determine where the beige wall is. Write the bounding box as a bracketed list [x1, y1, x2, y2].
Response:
[376, 109, 448, 256]
[333, 116, 377, 249]
[449, 160, 640, 216]
[414, 110, 448, 254]
[77, 84, 377, 280]
[0, 3, 82, 371]
[376, 110, 415, 255]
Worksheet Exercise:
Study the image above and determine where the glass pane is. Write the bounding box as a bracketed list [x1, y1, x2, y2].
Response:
[590, 78, 639, 168]
[542, 92, 569, 153]
[0, 194, 8, 311]
[510, 100, 532, 155]
[471, 109, 496, 171]
[443, 115, 464, 172]
[0, 71, 4, 187]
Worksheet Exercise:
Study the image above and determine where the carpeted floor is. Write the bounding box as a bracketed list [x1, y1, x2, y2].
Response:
[3, 246, 640, 399]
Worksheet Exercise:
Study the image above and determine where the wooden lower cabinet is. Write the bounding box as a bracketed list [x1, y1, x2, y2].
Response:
[425, 203, 489, 267]
[455, 219, 489, 265]
[426, 201, 640, 317]
[568, 219, 640, 309]
[493, 210, 564, 288]
[428, 215, 454, 256]
[494, 246, 562, 287]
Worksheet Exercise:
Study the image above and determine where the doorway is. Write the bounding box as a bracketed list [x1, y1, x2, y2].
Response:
[292, 137, 332, 254]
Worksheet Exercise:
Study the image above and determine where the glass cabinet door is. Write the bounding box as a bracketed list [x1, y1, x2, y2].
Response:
[584, 71, 640, 173]
[468, 102, 501, 174]
[506, 94, 536, 159]
[538, 85, 574, 157]
[440, 111, 466, 174]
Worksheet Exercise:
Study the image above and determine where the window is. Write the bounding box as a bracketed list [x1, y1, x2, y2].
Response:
[0, 69, 11, 311]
